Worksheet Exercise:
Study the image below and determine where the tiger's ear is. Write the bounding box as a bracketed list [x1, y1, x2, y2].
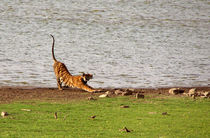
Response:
[79, 72, 85, 76]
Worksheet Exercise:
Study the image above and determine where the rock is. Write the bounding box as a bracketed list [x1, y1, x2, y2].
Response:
[105, 91, 114, 95]
[119, 127, 131, 132]
[188, 88, 197, 97]
[90, 115, 96, 119]
[120, 105, 129, 108]
[54, 112, 57, 119]
[122, 91, 133, 96]
[126, 89, 135, 92]
[87, 97, 95, 100]
[148, 112, 156, 114]
[21, 109, 31, 112]
[136, 93, 144, 99]
[169, 88, 176, 94]
[124, 127, 131, 132]
[126, 89, 135, 93]
[114, 90, 123, 95]
[1, 112, 9, 118]
[169, 88, 184, 95]
[99, 94, 109, 98]
[183, 93, 188, 96]
[200, 96, 207, 99]
[203, 91, 210, 97]
[162, 112, 168, 115]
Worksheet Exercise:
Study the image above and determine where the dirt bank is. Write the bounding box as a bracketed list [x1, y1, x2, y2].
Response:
[0, 86, 209, 103]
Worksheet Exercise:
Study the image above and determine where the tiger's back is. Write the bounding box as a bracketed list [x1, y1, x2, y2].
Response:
[54, 61, 72, 82]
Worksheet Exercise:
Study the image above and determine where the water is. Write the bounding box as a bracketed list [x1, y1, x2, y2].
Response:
[0, 0, 210, 88]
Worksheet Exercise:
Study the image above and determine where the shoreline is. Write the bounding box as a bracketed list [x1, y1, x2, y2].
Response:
[0, 86, 209, 104]
[0, 85, 210, 89]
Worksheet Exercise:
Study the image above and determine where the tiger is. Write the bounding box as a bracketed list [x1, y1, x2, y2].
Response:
[50, 34, 98, 92]
[60, 72, 93, 88]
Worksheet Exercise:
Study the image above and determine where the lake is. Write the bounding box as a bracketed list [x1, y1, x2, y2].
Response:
[0, 0, 209, 88]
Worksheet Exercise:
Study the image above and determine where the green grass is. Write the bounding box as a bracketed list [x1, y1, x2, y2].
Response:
[0, 96, 210, 138]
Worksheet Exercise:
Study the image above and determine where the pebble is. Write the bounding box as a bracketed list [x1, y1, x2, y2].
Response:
[99, 94, 109, 98]
[169, 88, 184, 95]
[87, 96, 95, 100]
[188, 88, 197, 96]
[120, 105, 129, 108]
[136, 93, 144, 99]
[114, 90, 123, 95]
[1, 112, 9, 117]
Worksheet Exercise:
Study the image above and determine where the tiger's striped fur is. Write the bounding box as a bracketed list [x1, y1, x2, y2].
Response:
[50, 35, 97, 92]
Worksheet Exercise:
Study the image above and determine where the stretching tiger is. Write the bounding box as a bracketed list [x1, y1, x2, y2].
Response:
[50, 34, 98, 92]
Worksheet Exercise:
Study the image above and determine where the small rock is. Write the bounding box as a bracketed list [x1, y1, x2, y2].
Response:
[125, 89, 134, 94]
[90, 115, 96, 119]
[87, 96, 95, 100]
[114, 90, 123, 95]
[200, 95, 208, 99]
[162, 112, 168, 115]
[127, 88, 135, 92]
[169, 88, 177, 94]
[1, 112, 9, 118]
[99, 94, 109, 98]
[169, 88, 184, 95]
[120, 105, 129, 108]
[119, 127, 131, 132]
[136, 93, 144, 99]
[183, 93, 188, 96]
[54, 112, 57, 119]
[125, 88, 135, 93]
[21, 109, 31, 112]
[199, 91, 206, 97]
[188, 88, 197, 97]
[122, 91, 132, 96]
[105, 91, 114, 95]
[203, 91, 210, 97]
[148, 112, 156, 114]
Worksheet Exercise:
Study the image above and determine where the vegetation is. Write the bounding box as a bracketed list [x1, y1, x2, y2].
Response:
[0, 96, 209, 137]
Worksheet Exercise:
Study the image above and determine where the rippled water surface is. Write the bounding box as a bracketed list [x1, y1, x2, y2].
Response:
[0, 0, 210, 88]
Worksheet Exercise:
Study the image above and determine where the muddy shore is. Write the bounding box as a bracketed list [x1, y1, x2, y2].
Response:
[0, 86, 209, 103]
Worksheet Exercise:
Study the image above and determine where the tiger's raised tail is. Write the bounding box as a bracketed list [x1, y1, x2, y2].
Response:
[50, 34, 57, 62]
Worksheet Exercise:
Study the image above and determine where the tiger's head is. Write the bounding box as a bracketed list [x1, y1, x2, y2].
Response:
[80, 72, 93, 83]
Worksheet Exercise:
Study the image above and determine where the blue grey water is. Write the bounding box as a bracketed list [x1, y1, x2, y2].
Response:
[0, 0, 210, 88]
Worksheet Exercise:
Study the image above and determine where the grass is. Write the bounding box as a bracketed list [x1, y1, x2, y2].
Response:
[0, 95, 210, 138]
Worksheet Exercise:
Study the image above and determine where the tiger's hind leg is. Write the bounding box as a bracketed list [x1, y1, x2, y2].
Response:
[56, 77, 63, 90]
